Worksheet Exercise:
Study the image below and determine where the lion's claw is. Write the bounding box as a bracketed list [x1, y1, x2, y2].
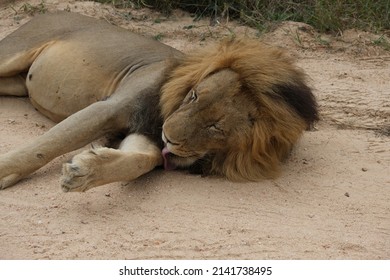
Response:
[0, 173, 23, 190]
[60, 148, 107, 192]
[61, 162, 92, 192]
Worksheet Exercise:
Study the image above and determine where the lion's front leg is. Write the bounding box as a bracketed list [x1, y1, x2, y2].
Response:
[61, 134, 162, 192]
[0, 100, 124, 190]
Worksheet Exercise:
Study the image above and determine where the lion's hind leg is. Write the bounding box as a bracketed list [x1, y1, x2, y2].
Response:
[60, 134, 163, 192]
[0, 75, 27, 96]
[0, 41, 56, 97]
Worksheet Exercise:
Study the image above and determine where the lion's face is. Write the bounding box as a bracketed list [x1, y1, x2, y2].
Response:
[162, 69, 257, 169]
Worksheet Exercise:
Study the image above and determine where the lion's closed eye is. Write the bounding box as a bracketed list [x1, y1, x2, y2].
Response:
[208, 124, 219, 131]
[207, 124, 224, 136]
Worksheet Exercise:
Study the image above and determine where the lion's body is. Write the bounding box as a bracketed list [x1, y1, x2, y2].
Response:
[0, 12, 181, 122]
[0, 12, 318, 191]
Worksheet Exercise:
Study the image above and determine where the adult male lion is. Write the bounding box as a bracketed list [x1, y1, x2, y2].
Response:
[0, 12, 318, 192]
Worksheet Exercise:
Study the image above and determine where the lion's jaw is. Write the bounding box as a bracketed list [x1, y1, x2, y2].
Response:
[161, 69, 255, 171]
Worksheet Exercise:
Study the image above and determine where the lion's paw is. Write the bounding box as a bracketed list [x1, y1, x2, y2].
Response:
[0, 173, 23, 190]
[0, 157, 26, 190]
[60, 148, 108, 192]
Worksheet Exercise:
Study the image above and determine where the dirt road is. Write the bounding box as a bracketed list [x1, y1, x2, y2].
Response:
[0, 0, 389, 259]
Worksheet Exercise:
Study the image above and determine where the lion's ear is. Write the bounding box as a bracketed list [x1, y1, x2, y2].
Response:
[160, 57, 212, 119]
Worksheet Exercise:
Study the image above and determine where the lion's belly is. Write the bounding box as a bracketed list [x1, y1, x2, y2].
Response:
[26, 41, 119, 122]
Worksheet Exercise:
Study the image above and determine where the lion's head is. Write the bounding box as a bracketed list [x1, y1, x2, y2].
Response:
[160, 38, 318, 181]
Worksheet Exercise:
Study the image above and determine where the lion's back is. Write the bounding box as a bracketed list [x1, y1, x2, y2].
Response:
[0, 12, 182, 122]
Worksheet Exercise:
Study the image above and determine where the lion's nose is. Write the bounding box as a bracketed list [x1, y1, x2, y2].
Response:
[162, 132, 179, 146]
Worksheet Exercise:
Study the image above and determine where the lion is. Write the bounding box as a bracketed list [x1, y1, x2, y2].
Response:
[0, 12, 318, 192]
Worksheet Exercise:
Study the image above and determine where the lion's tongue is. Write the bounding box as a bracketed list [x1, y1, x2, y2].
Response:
[162, 147, 177, 170]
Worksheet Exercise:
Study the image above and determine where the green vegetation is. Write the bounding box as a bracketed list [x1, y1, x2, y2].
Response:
[19, 1, 47, 15]
[95, 0, 390, 33]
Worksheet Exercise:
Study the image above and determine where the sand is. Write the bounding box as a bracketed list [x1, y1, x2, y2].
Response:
[0, 0, 389, 259]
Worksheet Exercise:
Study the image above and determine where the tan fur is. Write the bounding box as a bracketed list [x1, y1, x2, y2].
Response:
[161, 38, 312, 181]
[0, 13, 317, 191]
[0, 12, 178, 191]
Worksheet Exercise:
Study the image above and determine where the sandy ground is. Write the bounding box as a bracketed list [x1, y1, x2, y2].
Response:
[0, 0, 389, 260]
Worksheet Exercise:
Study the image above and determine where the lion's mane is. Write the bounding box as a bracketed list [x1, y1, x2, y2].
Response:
[160, 38, 318, 181]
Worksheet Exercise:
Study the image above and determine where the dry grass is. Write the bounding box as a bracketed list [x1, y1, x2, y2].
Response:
[95, 0, 390, 33]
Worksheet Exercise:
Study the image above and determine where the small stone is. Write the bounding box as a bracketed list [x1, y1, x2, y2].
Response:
[344, 192, 350, 197]
[361, 168, 368, 172]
